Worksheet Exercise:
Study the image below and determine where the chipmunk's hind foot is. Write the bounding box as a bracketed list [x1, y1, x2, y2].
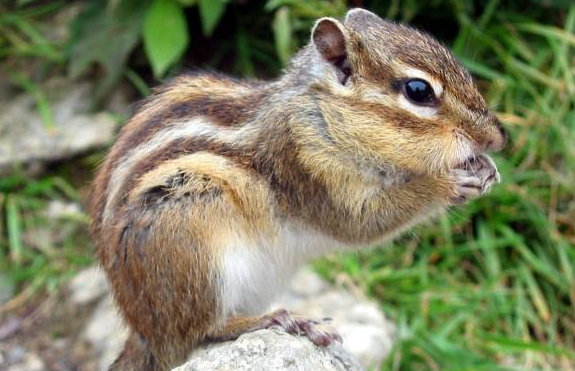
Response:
[265, 308, 342, 347]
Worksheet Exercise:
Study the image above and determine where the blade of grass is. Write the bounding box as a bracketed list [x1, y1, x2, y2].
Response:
[5, 195, 23, 264]
[7, 72, 54, 129]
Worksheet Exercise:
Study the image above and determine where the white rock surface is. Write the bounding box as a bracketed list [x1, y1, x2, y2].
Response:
[45, 200, 83, 220]
[0, 77, 129, 174]
[69, 266, 109, 305]
[82, 297, 129, 371]
[279, 269, 395, 369]
[77, 267, 395, 371]
[178, 328, 364, 371]
[0, 345, 44, 371]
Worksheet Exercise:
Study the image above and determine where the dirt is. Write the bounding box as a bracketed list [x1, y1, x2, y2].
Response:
[0, 291, 100, 371]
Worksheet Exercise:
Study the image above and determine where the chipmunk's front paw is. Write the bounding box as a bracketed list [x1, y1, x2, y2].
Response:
[449, 155, 500, 204]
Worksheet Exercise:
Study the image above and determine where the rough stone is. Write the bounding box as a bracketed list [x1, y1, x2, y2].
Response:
[0, 77, 131, 175]
[2, 344, 26, 363]
[85, 268, 394, 371]
[45, 200, 83, 220]
[83, 297, 129, 371]
[68, 265, 109, 305]
[279, 269, 395, 369]
[0, 344, 45, 371]
[7, 354, 44, 371]
[176, 328, 364, 371]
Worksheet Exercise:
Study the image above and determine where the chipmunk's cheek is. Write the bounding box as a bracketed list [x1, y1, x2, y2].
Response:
[397, 95, 438, 119]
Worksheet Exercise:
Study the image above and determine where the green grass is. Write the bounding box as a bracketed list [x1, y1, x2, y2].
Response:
[0, 1, 64, 61]
[0, 171, 92, 298]
[0, 2, 96, 299]
[317, 2, 575, 370]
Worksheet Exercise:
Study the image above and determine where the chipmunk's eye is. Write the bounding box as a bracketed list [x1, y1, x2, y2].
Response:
[403, 79, 436, 106]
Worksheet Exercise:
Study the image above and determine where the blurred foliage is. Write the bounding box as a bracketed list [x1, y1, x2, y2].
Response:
[68, 0, 147, 98]
[0, 0, 574, 370]
[61, 0, 347, 98]
[0, 171, 91, 295]
[0, 0, 64, 61]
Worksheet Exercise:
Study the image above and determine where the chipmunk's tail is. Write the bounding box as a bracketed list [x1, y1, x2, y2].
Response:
[109, 331, 189, 371]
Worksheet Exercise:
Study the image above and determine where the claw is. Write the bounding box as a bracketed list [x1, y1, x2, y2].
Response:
[264, 309, 342, 347]
[450, 154, 499, 204]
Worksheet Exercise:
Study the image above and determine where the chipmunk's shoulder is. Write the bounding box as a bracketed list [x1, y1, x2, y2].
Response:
[123, 71, 267, 139]
[157, 71, 265, 96]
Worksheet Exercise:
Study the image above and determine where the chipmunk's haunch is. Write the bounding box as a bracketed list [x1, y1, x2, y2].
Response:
[89, 8, 506, 371]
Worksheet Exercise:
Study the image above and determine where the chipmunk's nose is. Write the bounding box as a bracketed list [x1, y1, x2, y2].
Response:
[485, 120, 507, 152]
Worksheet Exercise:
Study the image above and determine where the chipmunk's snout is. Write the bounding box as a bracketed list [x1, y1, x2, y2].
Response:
[485, 120, 507, 152]
[464, 116, 507, 154]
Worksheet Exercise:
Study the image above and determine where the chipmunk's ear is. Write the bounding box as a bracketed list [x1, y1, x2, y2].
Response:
[312, 17, 351, 85]
[344, 8, 383, 28]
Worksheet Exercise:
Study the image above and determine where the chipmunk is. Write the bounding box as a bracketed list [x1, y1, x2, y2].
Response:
[89, 8, 506, 371]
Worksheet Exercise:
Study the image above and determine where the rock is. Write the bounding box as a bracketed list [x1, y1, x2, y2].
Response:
[176, 328, 364, 371]
[84, 268, 394, 370]
[289, 268, 328, 296]
[45, 200, 83, 220]
[83, 297, 129, 371]
[0, 76, 132, 175]
[69, 265, 109, 305]
[0, 316, 23, 341]
[1, 344, 26, 363]
[0, 344, 45, 371]
[279, 269, 395, 369]
[7, 353, 44, 371]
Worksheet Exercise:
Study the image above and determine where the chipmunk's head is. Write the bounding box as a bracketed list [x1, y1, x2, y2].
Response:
[302, 8, 506, 175]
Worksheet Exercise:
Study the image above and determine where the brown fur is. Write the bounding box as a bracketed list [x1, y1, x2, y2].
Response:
[89, 8, 506, 371]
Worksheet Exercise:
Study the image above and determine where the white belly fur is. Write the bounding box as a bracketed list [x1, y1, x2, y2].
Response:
[219, 224, 346, 317]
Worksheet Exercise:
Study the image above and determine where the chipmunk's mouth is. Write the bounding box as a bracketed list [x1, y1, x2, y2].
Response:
[451, 129, 483, 170]
[459, 156, 481, 171]
[453, 154, 481, 171]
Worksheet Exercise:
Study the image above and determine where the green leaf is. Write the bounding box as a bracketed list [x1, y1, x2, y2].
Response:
[144, 0, 189, 77]
[198, 0, 227, 37]
[68, 0, 146, 100]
